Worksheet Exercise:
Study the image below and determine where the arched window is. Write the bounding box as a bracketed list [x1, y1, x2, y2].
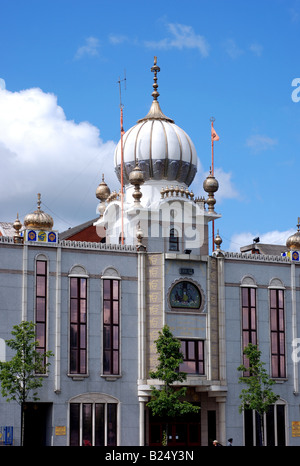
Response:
[69, 265, 89, 375]
[244, 399, 286, 446]
[101, 268, 121, 377]
[35, 254, 48, 372]
[240, 276, 257, 374]
[269, 279, 286, 378]
[69, 393, 119, 446]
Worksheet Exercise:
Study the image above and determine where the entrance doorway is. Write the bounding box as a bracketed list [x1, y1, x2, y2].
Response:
[149, 421, 201, 446]
[23, 402, 52, 446]
[149, 409, 201, 446]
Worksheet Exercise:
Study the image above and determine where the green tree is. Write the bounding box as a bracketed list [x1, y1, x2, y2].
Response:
[147, 325, 199, 445]
[237, 343, 279, 446]
[0, 321, 53, 445]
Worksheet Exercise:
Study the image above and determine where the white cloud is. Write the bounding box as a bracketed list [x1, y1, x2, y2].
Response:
[109, 34, 130, 45]
[75, 37, 101, 59]
[229, 229, 294, 252]
[224, 39, 243, 59]
[0, 87, 117, 231]
[249, 42, 263, 56]
[145, 23, 209, 57]
[246, 134, 278, 152]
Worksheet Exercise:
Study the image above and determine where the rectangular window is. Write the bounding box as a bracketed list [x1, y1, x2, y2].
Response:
[179, 340, 204, 375]
[70, 277, 87, 374]
[270, 289, 286, 378]
[36, 260, 47, 372]
[103, 279, 120, 375]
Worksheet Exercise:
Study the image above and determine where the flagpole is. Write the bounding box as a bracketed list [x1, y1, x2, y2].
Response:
[210, 117, 215, 252]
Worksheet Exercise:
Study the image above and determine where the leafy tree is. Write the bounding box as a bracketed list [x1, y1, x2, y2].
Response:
[147, 325, 199, 444]
[0, 321, 53, 445]
[237, 343, 279, 446]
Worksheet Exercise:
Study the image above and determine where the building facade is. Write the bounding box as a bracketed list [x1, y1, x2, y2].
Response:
[1, 59, 300, 446]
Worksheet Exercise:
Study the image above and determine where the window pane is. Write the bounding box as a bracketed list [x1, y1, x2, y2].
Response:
[80, 300, 86, 323]
[113, 301, 119, 324]
[104, 280, 111, 299]
[80, 349, 86, 373]
[36, 297, 46, 321]
[36, 260, 46, 275]
[187, 341, 195, 359]
[113, 327, 119, 350]
[250, 288, 256, 306]
[70, 299, 78, 322]
[103, 350, 110, 373]
[70, 278, 78, 298]
[242, 288, 249, 306]
[107, 404, 117, 446]
[113, 351, 119, 374]
[80, 278, 87, 298]
[70, 404, 80, 446]
[270, 290, 277, 308]
[82, 404, 92, 446]
[278, 290, 284, 308]
[113, 280, 119, 300]
[104, 326, 111, 348]
[277, 405, 286, 446]
[242, 308, 249, 328]
[95, 404, 105, 446]
[104, 301, 110, 324]
[36, 276, 46, 296]
[36, 323, 45, 348]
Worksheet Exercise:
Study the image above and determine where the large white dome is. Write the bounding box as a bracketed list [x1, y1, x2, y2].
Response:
[114, 59, 198, 187]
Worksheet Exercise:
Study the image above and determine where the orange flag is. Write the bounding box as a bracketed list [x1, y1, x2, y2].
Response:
[211, 126, 219, 141]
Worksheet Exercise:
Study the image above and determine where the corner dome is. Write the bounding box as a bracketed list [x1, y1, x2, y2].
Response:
[286, 219, 300, 250]
[114, 58, 198, 187]
[24, 193, 54, 230]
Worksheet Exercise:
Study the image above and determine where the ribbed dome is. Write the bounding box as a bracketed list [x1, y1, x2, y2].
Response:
[114, 58, 198, 187]
[24, 193, 54, 230]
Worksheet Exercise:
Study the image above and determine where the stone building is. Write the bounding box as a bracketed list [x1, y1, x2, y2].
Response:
[0, 59, 299, 446]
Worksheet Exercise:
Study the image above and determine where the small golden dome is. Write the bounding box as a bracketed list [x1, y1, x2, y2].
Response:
[129, 162, 145, 186]
[96, 174, 111, 202]
[203, 170, 219, 194]
[286, 219, 300, 250]
[24, 193, 54, 231]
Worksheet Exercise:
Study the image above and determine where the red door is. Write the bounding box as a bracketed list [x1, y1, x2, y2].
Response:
[149, 421, 201, 446]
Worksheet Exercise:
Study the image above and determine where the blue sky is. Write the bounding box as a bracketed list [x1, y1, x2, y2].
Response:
[1, 0, 300, 251]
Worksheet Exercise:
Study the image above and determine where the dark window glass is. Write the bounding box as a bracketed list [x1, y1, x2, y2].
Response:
[169, 228, 179, 251]
[270, 289, 286, 378]
[241, 287, 257, 373]
[70, 277, 87, 374]
[179, 340, 204, 375]
[103, 279, 120, 375]
[35, 260, 47, 372]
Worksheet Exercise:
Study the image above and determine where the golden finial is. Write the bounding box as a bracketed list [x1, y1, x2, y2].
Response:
[150, 56, 160, 101]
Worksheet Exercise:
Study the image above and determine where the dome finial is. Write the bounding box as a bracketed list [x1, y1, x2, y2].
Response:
[137, 57, 174, 123]
[151, 56, 160, 101]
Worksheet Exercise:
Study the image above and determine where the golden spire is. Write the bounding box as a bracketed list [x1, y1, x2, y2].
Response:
[137, 56, 174, 123]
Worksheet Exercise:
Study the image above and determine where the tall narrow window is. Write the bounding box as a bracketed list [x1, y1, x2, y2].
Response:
[270, 289, 286, 378]
[70, 277, 87, 374]
[103, 279, 120, 375]
[242, 286, 257, 368]
[36, 260, 47, 371]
